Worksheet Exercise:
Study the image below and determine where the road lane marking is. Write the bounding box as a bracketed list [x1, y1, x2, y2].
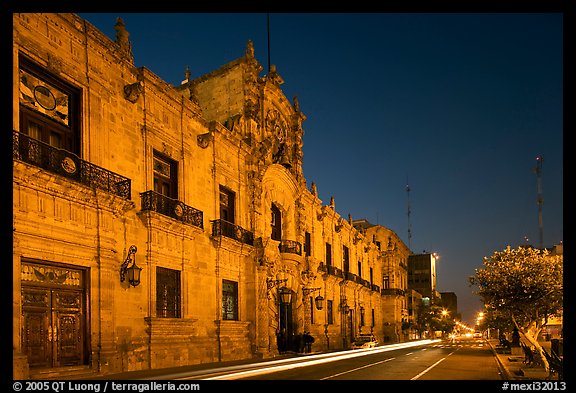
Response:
[410, 348, 458, 380]
[320, 358, 395, 380]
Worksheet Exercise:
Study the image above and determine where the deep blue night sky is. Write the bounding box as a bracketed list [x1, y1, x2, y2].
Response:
[78, 12, 563, 325]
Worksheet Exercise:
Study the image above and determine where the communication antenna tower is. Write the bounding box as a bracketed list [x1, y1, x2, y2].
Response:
[406, 180, 412, 250]
[533, 155, 544, 249]
[267, 13, 271, 73]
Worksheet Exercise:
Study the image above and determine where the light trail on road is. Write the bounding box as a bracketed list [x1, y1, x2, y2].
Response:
[194, 339, 440, 380]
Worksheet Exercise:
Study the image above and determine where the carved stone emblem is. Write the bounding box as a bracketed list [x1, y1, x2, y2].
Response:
[61, 156, 77, 174]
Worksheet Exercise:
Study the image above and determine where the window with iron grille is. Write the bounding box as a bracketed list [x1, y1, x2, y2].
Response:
[222, 279, 238, 321]
[156, 267, 181, 318]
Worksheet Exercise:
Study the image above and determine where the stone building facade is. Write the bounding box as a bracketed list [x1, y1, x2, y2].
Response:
[12, 13, 411, 380]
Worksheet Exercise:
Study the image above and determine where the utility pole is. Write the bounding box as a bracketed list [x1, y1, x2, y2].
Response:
[533, 155, 544, 249]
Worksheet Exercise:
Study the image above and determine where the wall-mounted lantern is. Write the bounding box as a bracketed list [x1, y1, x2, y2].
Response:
[120, 245, 142, 287]
[303, 287, 324, 310]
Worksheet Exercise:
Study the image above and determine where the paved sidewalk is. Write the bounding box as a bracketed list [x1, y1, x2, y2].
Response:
[487, 339, 557, 380]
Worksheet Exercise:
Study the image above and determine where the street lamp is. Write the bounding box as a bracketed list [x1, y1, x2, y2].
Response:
[279, 286, 293, 305]
[302, 287, 324, 310]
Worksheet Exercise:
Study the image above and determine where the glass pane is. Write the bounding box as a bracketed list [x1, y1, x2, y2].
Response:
[20, 69, 69, 126]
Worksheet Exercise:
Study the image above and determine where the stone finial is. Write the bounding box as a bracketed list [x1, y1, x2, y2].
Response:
[310, 182, 317, 197]
[246, 39, 255, 59]
[330, 196, 335, 209]
[114, 17, 134, 60]
[185, 65, 191, 81]
[293, 96, 299, 112]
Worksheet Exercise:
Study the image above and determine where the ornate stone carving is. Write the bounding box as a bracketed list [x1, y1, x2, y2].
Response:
[197, 132, 212, 149]
[267, 64, 284, 86]
[317, 206, 327, 221]
[123, 81, 142, 103]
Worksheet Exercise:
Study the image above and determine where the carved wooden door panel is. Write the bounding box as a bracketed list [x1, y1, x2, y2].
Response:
[52, 290, 83, 366]
[22, 287, 84, 368]
[21, 287, 52, 368]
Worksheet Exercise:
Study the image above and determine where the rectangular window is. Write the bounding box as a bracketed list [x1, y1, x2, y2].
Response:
[369, 267, 373, 284]
[271, 203, 282, 241]
[325, 243, 332, 266]
[219, 186, 235, 224]
[357, 260, 362, 278]
[304, 232, 311, 257]
[19, 55, 80, 154]
[222, 279, 238, 321]
[343, 246, 350, 273]
[156, 267, 181, 318]
[327, 300, 333, 325]
[383, 275, 390, 289]
[310, 296, 315, 324]
[360, 307, 365, 327]
[153, 151, 178, 199]
[371, 309, 375, 327]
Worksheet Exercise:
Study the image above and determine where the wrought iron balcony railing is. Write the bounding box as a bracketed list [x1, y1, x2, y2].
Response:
[279, 239, 302, 256]
[381, 288, 406, 296]
[140, 190, 203, 228]
[211, 219, 254, 246]
[13, 131, 131, 199]
[326, 265, 344, 278]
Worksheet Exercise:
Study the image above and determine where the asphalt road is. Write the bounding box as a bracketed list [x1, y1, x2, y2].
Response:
[230, 336, 502, 380]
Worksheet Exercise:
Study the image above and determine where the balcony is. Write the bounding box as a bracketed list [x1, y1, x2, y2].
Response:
[13, 131, 131, 199]
[326, 265, 344, 278]
[140, 190, 203, 228]
[381, 288, 405, 296]
[210, 219, 254, 246]
[279, 240, 302, 256]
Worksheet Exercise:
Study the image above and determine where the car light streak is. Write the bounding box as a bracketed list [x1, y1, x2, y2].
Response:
[199, 339, 440, 380]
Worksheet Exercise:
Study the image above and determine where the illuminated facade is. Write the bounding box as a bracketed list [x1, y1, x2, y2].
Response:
[12, 13, 412, 379]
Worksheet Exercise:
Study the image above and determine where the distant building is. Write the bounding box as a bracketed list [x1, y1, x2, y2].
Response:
[407, 252, 441, 303]
[353, 220, 411, 343]
[439, 291, 460, 321]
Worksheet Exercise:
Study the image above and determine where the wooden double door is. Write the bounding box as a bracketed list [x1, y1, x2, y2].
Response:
[21, 285, 86, 368]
